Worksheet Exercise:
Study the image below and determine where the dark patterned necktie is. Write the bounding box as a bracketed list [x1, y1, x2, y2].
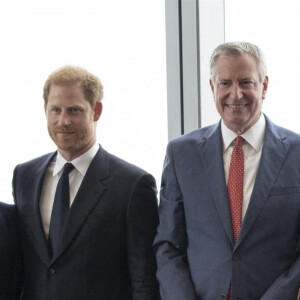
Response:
[48, 163, 74, 256]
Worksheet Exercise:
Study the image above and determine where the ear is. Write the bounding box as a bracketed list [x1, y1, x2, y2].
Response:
[262, 76, 269, 100]
[93, 101, 102, 121]
[209, 79, 215, 101]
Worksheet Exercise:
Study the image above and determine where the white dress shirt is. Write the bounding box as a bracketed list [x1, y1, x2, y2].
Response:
[222, 114, 266, 219]
[40, 143, 100, 238]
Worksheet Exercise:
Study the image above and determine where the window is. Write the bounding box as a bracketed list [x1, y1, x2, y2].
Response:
[225, 0, 300, 132]
[0, 0, 167, 203]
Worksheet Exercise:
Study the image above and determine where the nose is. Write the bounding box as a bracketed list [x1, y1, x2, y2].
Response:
[229, 83, 243, 100]
[58, 110, 71, 126]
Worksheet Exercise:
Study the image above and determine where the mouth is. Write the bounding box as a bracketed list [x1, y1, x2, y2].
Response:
[225, 103, 248, 109]
[56, 131, 75, 136]
[54, 127, 75, 134]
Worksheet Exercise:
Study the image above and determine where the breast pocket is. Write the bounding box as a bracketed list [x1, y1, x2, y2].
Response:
[269, 185, 300, 196]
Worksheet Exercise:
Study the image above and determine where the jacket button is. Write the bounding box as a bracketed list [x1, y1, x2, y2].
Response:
[221, 294, 227, 299]
[48, 268, 55, 275]
[232, 253, 239, 260]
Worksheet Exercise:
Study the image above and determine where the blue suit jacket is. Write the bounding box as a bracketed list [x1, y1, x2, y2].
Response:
[154, 116, 300, 300]
[13, 146, 159, 300]
[0, 202, 21, 300]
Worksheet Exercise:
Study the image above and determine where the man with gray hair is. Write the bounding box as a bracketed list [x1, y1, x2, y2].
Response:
[154, 41, 300, 299]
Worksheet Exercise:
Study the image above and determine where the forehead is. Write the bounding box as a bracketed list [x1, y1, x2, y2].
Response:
[48, 84, 87, 105]
[214, 54, 259, 79]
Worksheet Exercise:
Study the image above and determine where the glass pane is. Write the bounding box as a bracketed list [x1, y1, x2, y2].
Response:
[199, 0, 225, 127]
[225, 0, 300, 132]
[0, 0, 167, 203]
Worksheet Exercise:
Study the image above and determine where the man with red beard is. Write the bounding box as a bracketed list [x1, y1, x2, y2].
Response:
[13, 65, 159, 300]
[154, 42, 300, 300]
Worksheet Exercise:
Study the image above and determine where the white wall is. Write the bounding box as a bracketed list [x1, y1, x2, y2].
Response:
[0, 0, 167, 203]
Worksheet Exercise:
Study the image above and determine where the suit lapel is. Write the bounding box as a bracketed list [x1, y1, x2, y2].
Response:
[24, 153, 56, 264]
[199, 123, 235, 247]
[51, 147, 109, 262]
[235, 117, 290, 248]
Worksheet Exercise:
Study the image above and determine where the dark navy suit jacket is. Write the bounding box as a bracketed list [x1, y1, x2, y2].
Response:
[13, 146, 159, 300]
[154, 116, 300, 300]
[0, 202, 21, 300]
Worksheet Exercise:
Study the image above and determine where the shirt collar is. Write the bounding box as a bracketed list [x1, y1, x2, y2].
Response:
[53, 143, 100, 176]
[221, 114, 266, 152]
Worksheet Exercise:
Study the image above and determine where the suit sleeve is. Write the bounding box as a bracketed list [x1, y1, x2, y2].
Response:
[11, 166, 25, 299]
[153, 143, 197, 300]
[0, 203, 23, 300]
[126, 173, 160, 300]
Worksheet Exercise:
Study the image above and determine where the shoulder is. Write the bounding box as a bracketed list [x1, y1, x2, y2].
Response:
[15, 152, 55, 169]
[265, 116, 300, 144]
[167, 123, 219, 151]
[0, 202, 16, 223]
[0, 203, 17, 241]
[92, 148, 157, 203]
[13, 152, 56, 190]
[13, 152, 55, 179]
[170, 123, 218, 144]
[109, 151, 151, 177]
[99, 147, 155, 184]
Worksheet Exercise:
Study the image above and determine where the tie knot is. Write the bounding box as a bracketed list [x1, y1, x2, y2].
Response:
[62, 163, 75, 177]
[235, 136, 243, 147]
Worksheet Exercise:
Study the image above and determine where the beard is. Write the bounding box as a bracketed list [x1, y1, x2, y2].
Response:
[48, 123, 95, 155]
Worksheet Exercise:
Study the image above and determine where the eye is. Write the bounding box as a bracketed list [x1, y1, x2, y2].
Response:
[241, 80, 254, 86]
[69, 107, 80, 113]
[219, 81, 230, 88]
[51, 107, 61, 113]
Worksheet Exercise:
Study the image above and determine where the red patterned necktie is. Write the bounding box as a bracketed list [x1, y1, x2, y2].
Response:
[227, 136, 244, 300]
[228, 135, 244, 242]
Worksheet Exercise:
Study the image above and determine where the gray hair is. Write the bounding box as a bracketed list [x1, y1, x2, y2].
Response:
[210, 41, 267, 82]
